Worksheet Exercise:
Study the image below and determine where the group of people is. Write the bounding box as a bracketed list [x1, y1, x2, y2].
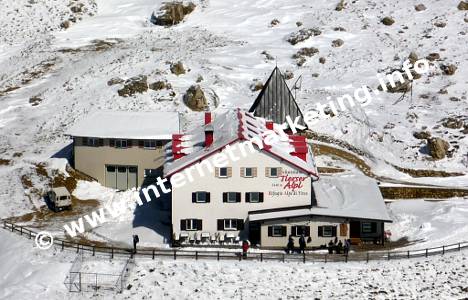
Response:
[286, 234, 309, 254]
[327, 238, 351, 255]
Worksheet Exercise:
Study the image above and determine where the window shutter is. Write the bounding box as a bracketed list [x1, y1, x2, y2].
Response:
[332, 226, 337, 237]
[318, 226, 323, 237]
[217, 219, 224, 230]
[227, 167, 232, 177]
[265, 167, 270, 177]
[236, 192, 241, 202]
[206, 192, 210, 203]
[268, 226, 273, 237]
[110, 139, 115, 147]
[237, 219, 244, 230]
[222, 192, 227, 203]
[252, 167, 257, 177]
[245, 193, 250, 203]
[99, 139, 104, 146]
[215, 167, 219, 178]
[259, 192, 264, 202]
[180, 220, 187, 231]
[127, 140, 132, 147]
[138, 140, 144, 148]
[278, 167, 283, 176]
[305, 226, 311, 237]
[340, 223, 348, 236]
[240, 167, 245, 177]
[197, 219, 203, 230]
[192, 193, 196, 203]
[281, 226, 287, 237]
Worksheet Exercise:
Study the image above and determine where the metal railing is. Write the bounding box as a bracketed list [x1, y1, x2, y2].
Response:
[4, 221, 468, 264]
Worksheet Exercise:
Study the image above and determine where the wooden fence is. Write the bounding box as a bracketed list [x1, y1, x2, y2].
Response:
[3, 221, 468, 264]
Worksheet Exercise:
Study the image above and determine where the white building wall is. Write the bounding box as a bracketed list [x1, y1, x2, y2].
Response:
[171, 142, 313, 240]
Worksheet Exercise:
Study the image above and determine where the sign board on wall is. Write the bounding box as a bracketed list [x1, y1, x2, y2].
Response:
[269, 169, 309, 197]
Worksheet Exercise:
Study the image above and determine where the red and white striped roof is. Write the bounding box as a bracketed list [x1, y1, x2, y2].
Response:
[164, 109, 319, 179]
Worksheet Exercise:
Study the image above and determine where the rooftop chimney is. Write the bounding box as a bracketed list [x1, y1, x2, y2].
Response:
[172, 134, 186, 160]
[265, 121, 274, 130]
[205, 124, 214, 148]
[205, 112, 212, 125]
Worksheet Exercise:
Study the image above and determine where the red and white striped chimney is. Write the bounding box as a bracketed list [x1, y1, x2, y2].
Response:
[204, 112, 214, 147]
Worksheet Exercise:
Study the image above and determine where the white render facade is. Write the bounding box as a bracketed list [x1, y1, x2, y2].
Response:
[170, 145, 315, 244]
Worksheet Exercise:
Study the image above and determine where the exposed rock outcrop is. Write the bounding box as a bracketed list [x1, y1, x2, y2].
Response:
[287, 28, 321, 45]
[427, 137, 450, 160]
[170, 61, 186, 76]
[183, 85, 207, 111]
[151, 2, 196, 26]
[117, 75, 148, 97]
[381, 17, 395, 26]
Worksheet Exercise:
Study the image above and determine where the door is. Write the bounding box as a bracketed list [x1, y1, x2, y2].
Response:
[249, 222, 261, 245]
[105, 165, 117, 189]
[350, 221, 361, 238]
[128, 166, 138, 189]
[116, 166, 127, 190]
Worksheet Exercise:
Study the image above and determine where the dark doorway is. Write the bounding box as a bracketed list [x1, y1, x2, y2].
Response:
[249, 222, 261, 245]
[350, 221, 361, 238]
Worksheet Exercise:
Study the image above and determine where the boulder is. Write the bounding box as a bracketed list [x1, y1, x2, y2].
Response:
[117, 75, 148, 97]
[331, 39, 344, 47]
[413, 131, 431, 139]
[170, 61, 186, 75]
[250, 81, 264, 92]
[381, 17, 395, 26]
[107, 77, 124, 86]
[440, 64, 457, 75]
[458, 1, 468, 10]
[319, 57, 326, 64]
[60, 20, 71, 29]
[183, 85, 207, 111]
[287, 28, 322, 45]
[415, 4, 426, 11]
[151, 2, 195, 26]
[270, 19, 280, 26]
[426, 53, 440, 61]
[427, 137, 450, 160]
[149, 81, 167, 90]
[336, 0, 346, 11]
[283, 70, 294, 80]
[441, 117, 463, 129]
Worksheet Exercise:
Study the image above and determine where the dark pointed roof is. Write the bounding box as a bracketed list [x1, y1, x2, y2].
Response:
[249, 67, 305, 127]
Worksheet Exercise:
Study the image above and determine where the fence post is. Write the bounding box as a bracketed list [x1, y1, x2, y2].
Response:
[20, 227, 23, 235]
[92, 247, 95, 256]
[366, 252, 369, 263]
[303, 253, 306, 263]
[282, 254, 285, 263]
[152, 249, 155, 260]
[217, 251, 220, 261]
[61, 241, 64, 251]
[325, 254, 327, 263]
[425, 249, 428, 257]
[196, 251, 198, 260]
[111, 248, 114, 259]
[407, 251, 409, 258]
[442, 246, 445, 255]
[459, 243, 461, 251]
[76, 244, 79, 253]
[387, 251, 390, 260]
[173, 250, 177, 260]
[260, 253, 263, 262]
[345, 253, 348, 263]
[11, 224, 14, 232]
[29, 230, 32, 239]
[79, 272, 82, 292]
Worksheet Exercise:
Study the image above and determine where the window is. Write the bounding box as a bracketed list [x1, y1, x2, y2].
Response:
[144, 140, 156, 149]
[192, 191, 210, 203]
[181, 219, 202, 231]
[291, 225, 310, 237]
[266, 167, 281, 178]
[245, 168, 253, 177]
[219, 167, 228, 177]
[224, 219, 238, 230]
[246, 192, 264, 203]
[318, 226, 337, 237]
[115, 139, 128, 148]
[268, 226, 286, 237]
[362, 222, 377, 234]
[223, 192, 240, 203]
[217, 219, 244, 230]
[87, 138, 99, 147]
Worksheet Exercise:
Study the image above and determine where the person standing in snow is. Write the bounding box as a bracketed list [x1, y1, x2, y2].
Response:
[286, 235, 294, 254]
[299, 234, 306, 254]
[242, 240, 250, 258]
[336, 240, 343, 254]
[328, 240, 334, 254]
[344, 239, 350, 255]
[132, 234, 139, 254]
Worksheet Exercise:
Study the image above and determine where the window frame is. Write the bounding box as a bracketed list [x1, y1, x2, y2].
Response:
[226, 192, 238, 203]
[244, 167, 253, 177]
[292, 225, 308, 237]
[322, 226, 334, 237]
[186, 219, 198, 231]
[270, 167, 279, 177]
[87, 137, 99, 147]
[224, 219, 238, 231]
[249, 192, 260, 203]
[361, 222, 376, 234]
[144, 140, 156, 149]
[195, 191, 208, 203]
[271, 226, 284, 237]
[115, 139, 128, 149]
[219, 167, 228, 178]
